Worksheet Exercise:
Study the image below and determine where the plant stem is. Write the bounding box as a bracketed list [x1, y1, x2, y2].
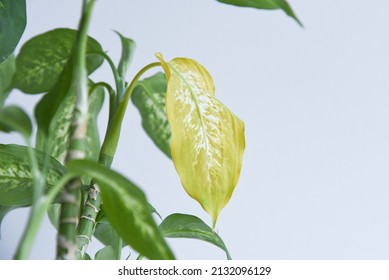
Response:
[94, 51, 123, 102]
[100, 62, 160, 161]
[56, 0, 95, 260]
[90, 82, 116, 119]
[13, 141, 43, 259]
[75, 62, 161, 259]
[14, 174, 73, 259]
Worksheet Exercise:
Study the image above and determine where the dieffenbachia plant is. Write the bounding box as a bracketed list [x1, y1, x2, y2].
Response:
[0, 0, 301, 259]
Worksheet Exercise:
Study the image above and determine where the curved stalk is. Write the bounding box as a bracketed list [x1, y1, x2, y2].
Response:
[75, 62, 161, 259]
[14, 174, 74, 259]
[100, 62, 160, 163]
[89, 82, 116, 120]
[92, 51, 123, 100]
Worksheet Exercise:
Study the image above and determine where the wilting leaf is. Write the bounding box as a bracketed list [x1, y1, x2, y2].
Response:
[94, 246, 115, 260]
[13, 28, 104, 94]
[0, 144, 65, 206]
[156, 53, 245, 229]
[0, 0, 26, 63]
[160, 213, 231, 259]
[131, 72, 171, 158]
[0, 55, 16, 107]
[216, 0, 302, 26]
[0, 105, 32, 139]
[67, 159, 175, 260]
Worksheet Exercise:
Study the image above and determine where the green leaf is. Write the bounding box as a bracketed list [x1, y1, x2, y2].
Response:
[94, 204, 161, 247]
[0, 55, 16, 107]
[0, 144, 65, 206]
[160, 213, 231, 260]
[95, 246, 116, 260]
[47, 203, 61, 229]
[131, 72, 171, 158]
[0, 0, 26, 63]
[93, 222, 117, 247]
[156, 53, 245, 229]
[67, 159, 175, 260]
[0, 205, 16, 238]
[115, 31, 136, 80]
[0, 105, 32, 139]
[35, 81, 104, 165]
[13, 28, 104, 94]
[35, 91, 75, 164]
[216, 0, 302, 26]
[86, 83, 104, 162]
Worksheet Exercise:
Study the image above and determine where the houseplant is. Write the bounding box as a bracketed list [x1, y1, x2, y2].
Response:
[0, 0, 301, 260]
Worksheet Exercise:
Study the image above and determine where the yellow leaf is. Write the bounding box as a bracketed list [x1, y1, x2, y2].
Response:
[156, 53, 245, 229]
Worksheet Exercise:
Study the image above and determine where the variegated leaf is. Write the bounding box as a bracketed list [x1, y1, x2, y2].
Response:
[0, 144, 65, 206]
[36, 93, 76, 164]
[36, 81, 104, 165]
[131, 72, 171, 158]
[156, 53, 245, 228]
[86, 83, 104, 162]
[13, 28, 104, 94]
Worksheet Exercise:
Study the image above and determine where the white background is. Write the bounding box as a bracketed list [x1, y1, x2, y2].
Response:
[1, 0, 389, 259]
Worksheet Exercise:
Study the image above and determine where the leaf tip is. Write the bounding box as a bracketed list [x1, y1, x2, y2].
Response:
[154, 53, 170, 80]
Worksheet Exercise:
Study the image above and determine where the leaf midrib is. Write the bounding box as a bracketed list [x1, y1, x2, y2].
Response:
[169, 65, 212, 178]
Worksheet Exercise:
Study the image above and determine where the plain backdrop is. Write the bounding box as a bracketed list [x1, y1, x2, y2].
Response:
[1, 0, 389, 259]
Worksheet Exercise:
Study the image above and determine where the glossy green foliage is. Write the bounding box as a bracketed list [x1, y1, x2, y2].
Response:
[0, 55, 15, 107]
[216, 0, 302, 26]
[0, 0, 26, 63]
[0, 106, 32, 139]
[0, 144, 65, 206]
[131, 72, 171, 158]
[13, 28, 103, 94]
[160, 213, 231, 259]
[67, 160, 175, 260]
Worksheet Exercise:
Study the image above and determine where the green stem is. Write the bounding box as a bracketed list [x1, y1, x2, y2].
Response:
[13, 140, 43, 259]
[90, 82, 116, 120]
[56, 0, 95, 260]
[75, 62, 161, 258]
[113, 231, 123, 260]
[93, 51, 123, 102]
[100, 62, 160, 161]
[14, 174, 73, 259]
